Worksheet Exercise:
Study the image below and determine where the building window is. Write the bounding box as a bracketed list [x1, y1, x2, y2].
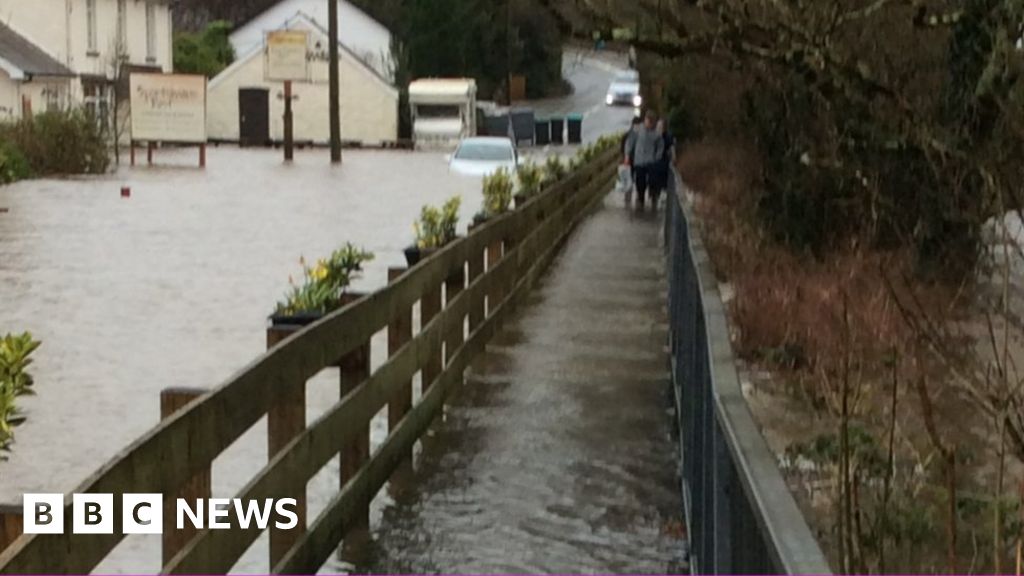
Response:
[146, 1, 157, 62]
[117, 0, 127, 49]
[86, 0, 97, 53]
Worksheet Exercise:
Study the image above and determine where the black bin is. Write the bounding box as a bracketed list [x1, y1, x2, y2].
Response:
[567, 114, 583, 144]
[510, 108, 536, 145]
[550, 117, 564, 145]
[485, 114, 511, 138]
[534, 118, 551, 145]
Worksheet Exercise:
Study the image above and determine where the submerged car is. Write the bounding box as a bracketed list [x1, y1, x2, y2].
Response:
[448, 137, 519, 177]
[606, 70, 642, 108]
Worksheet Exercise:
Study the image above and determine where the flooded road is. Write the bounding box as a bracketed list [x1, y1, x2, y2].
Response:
[0, 52, 641, 572]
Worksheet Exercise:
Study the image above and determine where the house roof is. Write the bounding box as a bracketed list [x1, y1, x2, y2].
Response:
[209, 12, 398, 97]
[0, 21, 74, 80]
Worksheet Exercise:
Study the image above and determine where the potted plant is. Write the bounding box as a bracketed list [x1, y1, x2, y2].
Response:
[514, 162, 543, 208]
[474, 168, 513, 226]
[270, 243, 374, 326]
[405, 195, 461, 266]
[541, 155, 567, 187]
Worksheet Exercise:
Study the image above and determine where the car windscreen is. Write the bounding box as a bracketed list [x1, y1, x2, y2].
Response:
[615, 71, 639, 83]
[416, 104, 462, 118]
[454, 142, 514, 161]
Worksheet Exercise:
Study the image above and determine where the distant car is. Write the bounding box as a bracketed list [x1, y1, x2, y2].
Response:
[606, 70, 641, 108]
[448, 137, 519, 177]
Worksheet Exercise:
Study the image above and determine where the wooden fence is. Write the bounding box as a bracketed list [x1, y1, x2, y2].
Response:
[0, 147, 619, 575]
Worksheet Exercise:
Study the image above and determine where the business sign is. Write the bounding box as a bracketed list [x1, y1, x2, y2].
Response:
[266, 30, 309, 82]
[129, 73, 207, 143]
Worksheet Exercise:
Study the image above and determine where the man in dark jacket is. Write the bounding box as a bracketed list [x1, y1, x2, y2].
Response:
[625, 110, 664, 208]
[650, 119, 676, 206]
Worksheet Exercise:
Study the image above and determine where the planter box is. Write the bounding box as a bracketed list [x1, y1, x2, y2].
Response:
[269, 310, 326, 327]
[405, 245, 437, 267]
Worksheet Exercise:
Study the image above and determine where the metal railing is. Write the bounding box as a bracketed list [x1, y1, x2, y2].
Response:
[665, 172, 832, 574]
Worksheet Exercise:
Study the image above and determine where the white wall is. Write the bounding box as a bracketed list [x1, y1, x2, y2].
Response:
[208, 31, 397, 145]
[230, 0, 392, 80]
[0, 70, 19, 120]
[0, 0, 172, 78]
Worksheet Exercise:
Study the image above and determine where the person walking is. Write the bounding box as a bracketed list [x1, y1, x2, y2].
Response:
[625, 110, 664, 208]
[650, 119, 676, 206]
[620, 116, 642, 201]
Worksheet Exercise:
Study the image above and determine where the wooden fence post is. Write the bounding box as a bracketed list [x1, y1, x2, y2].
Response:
[445, 263, 466, 375]
[159, 387, 211, 566]
[387, 268, 413, 486]
[421, 279, 442, 391]
[265, 326, 307, 567]
[486, 239, 504, 316]
[468, 239, 485, 334]
[0, 504, 23, 553]
[338, 293, 371, 534]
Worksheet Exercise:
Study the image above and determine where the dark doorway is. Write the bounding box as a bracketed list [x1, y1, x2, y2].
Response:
[238, 88, 270, 147]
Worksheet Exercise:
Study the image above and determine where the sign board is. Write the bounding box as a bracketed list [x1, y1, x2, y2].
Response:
[266, 30, 309, 82]
[129, 73, 207, 143]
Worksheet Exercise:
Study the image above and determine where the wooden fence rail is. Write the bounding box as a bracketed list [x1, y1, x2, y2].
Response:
[0, 146, 618, 575]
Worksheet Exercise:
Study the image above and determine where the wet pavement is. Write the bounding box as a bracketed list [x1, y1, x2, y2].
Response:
[357, 196, 685, 574]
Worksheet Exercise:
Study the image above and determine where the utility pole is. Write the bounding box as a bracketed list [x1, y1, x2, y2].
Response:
[506, 0, 513, 106]
[328, 0, 342, 164]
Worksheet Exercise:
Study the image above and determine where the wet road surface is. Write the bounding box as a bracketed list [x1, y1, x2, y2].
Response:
[356, 195, 685, 574]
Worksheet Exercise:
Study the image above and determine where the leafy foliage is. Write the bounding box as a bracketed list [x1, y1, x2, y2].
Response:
[173, 21, 236, 77]
[275, 244, 374, 316]
[0, 140, 31, 185]
[354, 0, 564, 102]
[0, 111, 109, 177]
[515, 162, 543, 199]
[482, 168, 513, 217]
[542, 155, 566, 185]
[0, 332, 40, 457]
[415, 196, 462, 249]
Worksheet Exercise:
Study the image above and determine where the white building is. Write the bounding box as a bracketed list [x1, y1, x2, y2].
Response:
[0, 0, 173, 121]
[206, 8, 398, 146]
[229, 0, 392, 81]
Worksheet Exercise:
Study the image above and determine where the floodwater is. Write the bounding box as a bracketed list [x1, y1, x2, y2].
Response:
[0, 146, 487, 572]
[0, 51, 659, 573]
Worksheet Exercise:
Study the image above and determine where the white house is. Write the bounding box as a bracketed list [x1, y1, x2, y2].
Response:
[0, 0, 173, 122]
[206, 10, 398, 146]
[229, 0, 393, 81]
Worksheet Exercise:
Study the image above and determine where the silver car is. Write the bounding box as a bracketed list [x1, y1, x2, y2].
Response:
[448, 137, 519, 177]
[606, 70, 642, 108]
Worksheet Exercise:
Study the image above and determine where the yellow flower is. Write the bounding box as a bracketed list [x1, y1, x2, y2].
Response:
[313, 263, 328, 281]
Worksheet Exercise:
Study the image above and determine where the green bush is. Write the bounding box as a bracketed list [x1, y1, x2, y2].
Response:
[0, 332, 40, 457]
[275, 244, 374, 316]
[174, 21, 236, 77]
[415, 196, 462, 249]
[0, 111, 109, 177]
[516, 162, 543, 199]
[482, 169, 513, 217]
[0, 140, 31, 185]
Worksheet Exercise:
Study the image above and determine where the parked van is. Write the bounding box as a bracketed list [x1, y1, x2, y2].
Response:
[409, 78, 477, 149]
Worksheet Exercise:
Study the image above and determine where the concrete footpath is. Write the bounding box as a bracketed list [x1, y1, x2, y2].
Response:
[362, 193, 686, 574]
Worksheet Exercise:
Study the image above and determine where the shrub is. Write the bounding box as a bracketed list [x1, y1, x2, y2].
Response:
[0, 140, 31, 185]
[415, 195, 461, 249]
[516, 162, 543, 199]
[482, 169, 513, 217]
[0, 111, 109, 176]
[543, 155, 566, 185]
[174, 21, 236, 77]
[275, 244, 374, 316]
[0, 332, 40, 458]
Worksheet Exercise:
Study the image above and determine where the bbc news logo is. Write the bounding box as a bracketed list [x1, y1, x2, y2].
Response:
[23, 494, 299, 534]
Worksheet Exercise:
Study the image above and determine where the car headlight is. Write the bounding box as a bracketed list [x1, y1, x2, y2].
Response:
[606, 94, 614, 105]
[633, 95, 643, 107]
